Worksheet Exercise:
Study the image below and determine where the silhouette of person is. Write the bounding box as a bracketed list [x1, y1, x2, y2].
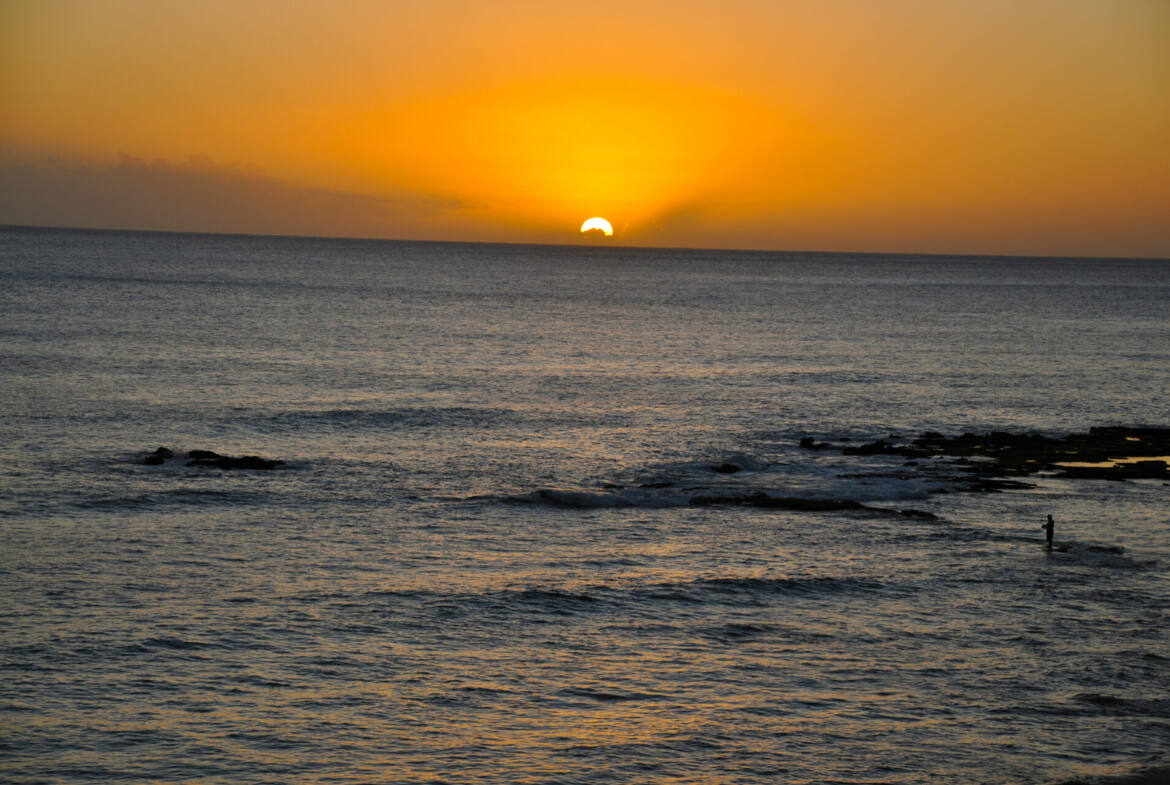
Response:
[1042, 514, 1055, 548]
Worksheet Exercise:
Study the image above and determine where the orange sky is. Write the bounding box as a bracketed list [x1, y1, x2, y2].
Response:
[2, 0, 1168, 256]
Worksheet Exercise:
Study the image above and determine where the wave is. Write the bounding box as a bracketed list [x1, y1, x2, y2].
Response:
[1046, 766, 1170, 785]
[638, 452, 774, 482]
[995, 692, 1169, 720]
[247, 404, 625, 434]
[1045, 542, 1153, 570]
[653, 575, 895, 602]
[673, 453, 773, 475]
[261, 405, 522, 430]
[74, 487, 276, 512]
[500, 587, 605, 614]
[556, 686, 667, 703]
[495, 486, 937, 519]
[1, 635, 225, 669]
[485, 448, 940, 512]
[343, 574, 899, 623]
[141, 636, 217, 651]
[500, 488, 688, 509]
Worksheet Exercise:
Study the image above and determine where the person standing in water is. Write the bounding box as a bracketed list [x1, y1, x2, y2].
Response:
[1042, 514, 1055, 548]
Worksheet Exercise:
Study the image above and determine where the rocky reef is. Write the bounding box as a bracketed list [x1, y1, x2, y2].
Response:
[801, 426, 1170, 484]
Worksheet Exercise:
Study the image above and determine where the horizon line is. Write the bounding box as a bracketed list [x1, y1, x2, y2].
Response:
[3, 223, 1167, 263]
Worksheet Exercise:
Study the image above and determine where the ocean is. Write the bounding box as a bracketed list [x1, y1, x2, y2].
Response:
[1, 226, 1168, 784]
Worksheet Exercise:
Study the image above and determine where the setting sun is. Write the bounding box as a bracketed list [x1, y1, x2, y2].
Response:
[580, 217, 614, 237]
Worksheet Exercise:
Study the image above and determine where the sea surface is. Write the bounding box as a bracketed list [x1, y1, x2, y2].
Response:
[1, 226, 1168, 785]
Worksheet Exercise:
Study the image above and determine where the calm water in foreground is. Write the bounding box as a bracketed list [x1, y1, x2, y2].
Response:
[1, 227, 1168, 784]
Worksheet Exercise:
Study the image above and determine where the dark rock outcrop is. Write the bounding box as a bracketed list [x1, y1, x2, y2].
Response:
[1058, 460, 1169, 481]
[800, 426, 1170, 487]
[142, 447, 284, 470]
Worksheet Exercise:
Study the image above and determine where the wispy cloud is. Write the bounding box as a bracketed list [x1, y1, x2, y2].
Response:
[0, 154, 464, 240]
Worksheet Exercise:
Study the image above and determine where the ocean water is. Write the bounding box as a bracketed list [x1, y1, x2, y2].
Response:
[1, 226, 1168, 784]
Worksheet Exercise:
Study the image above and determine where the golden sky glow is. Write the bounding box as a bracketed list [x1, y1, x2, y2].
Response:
[2, 0, 1168, 255]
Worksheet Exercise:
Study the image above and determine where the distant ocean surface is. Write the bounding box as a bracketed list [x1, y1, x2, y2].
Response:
[1, 226, 1168, 785]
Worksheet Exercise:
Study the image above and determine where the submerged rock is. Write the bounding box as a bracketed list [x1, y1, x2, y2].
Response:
[141, 447, 284, 470]
[688, 492, 938, 519]
[142, 446, 174, 465]
[689, 492, 867, 512]
[185, 452, 284, 470]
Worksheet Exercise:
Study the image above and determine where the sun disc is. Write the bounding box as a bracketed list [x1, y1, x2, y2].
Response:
[580, 217, 613, 236]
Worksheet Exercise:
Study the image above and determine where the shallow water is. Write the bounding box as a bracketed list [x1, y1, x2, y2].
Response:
[1, 227, 1168, 784]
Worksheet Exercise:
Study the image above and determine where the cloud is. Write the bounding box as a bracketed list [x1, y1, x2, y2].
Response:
[0, 154, 464, 239]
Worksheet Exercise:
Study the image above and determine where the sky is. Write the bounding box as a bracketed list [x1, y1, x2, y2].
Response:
[2, 0, 1168, 256]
